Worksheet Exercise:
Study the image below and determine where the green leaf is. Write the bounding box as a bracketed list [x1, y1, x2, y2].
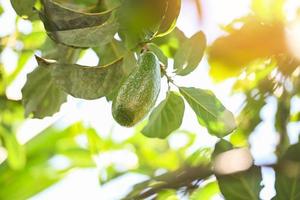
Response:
[273, 165, 300, 200]
[40, 0, 113, 31]
[36, 56, 125, 100]
[0, 130, 26, 170]
[174, 31, 206, 76]
[148, 43, 168, 67]
[94, 39, 126, 65]
[39, 0, 117, 48]
[190, 182, 220, 200]
[212, 139, 233, 159]
[21, 65, 67, 118]
[46, 20, 118, 48]
[117, 0, 168, 48]
[21, 31, 47, 50]
[156, 0, 181, 37]
[153, 27, 187, 58]
[217, 166, 262, 200]
[0, 6, 4, 15]
[282, 142, 300, 162]
[179, 87, 236, 137]
[142, 92, 185, 139]
[273, 142, 300, 200]
[156, 189, 179, 200]
[86, 128, 102, 155]
[10, 0, 37, 19]
[94, 40, 138, 101]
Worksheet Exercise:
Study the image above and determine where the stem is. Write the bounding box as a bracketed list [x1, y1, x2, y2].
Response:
[160, 64, 178, 88]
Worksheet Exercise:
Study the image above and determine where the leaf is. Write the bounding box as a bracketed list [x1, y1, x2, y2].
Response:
[142, 92, 185, 139]
[117, 0, 168, 48]
[156, 0, 181, 37]
[212, 139, 233, 159]
[10, 0, 37, 19]
[272, 142, 300, 200]
[36, 56, 125, 100]
[21, 65, 67, 118]
[217, 166, 262, 200]
[0, 6, 3, 15]
[148, 43, 168, 67]
[39, 0, 117, 48]
[94, 40, 138, 101]
[174, 31, 206, 76]
[190, 182, 220, 200]
[153, 27, 187, 58]
[86, 128, 102, 155]
[40, 0, 113, 31]
[179, 87, 236, 137]
[46, 21, 118, 48]
[0, 130, 26, 170]
[282, 142, 300, 162]
[273, 165, 300, 200]
[156, 189, 179, 200]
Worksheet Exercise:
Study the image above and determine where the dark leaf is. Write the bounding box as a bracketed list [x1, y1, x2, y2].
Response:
[40, 0, 113, 31]
[273, 142, 300, 200]
[21, 65, 67, 118]
[36, 56, 125, 100]
[10, 0, 37, 19]
[46, 20, 118, 48]
[217, 166, 262, 200]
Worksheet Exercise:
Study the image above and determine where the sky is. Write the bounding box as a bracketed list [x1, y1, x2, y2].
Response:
[1, 0, 300, 199]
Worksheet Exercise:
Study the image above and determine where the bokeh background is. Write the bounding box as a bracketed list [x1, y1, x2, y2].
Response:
[1, 0, 300, 199]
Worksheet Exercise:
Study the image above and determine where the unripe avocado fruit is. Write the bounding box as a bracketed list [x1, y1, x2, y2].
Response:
[112, 52, 161, 127]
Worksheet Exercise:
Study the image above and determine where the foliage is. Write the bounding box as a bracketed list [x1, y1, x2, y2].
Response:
[0, 0, 299, 199]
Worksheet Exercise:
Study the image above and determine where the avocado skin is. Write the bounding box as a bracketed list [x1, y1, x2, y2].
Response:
[112, 52, 161, 127]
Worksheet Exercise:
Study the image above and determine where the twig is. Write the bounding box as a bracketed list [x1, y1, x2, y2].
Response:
[124, 165, 213, 200]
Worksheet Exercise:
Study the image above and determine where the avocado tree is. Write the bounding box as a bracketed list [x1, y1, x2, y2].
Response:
[0, 0, 300, 199]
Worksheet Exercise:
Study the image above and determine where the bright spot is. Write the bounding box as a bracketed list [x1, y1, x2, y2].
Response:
[0, 147, 8, 165]
[76, 49, 99, 66]
[94, 150, 138, 172]
[17, 19, 32, 35]
[213, 148, 253, 175]
[285, 17, 300, 61]
[49, 155, 72, 170]
[1, 47, 18, 74]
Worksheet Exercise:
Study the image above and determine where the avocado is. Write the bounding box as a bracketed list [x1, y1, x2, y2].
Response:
[112, 51, 161, 127]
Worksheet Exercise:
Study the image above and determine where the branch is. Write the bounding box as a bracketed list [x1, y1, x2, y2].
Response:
[124, 165, 213, 200]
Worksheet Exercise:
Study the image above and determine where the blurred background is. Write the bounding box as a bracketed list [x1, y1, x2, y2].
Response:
[0, 0, 300, 199]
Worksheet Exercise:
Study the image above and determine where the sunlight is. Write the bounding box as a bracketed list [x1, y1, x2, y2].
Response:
[285, 17, 300, 61]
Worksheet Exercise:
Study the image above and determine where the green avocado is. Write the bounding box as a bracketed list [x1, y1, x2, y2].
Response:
[112, 51, 161, 127]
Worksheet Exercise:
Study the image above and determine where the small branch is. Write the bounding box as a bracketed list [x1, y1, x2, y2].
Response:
[124, 165, 213, 200]
[160, 64, 178, 89]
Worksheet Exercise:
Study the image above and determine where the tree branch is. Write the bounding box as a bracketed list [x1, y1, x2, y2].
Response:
[124, 165, 213, 200]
